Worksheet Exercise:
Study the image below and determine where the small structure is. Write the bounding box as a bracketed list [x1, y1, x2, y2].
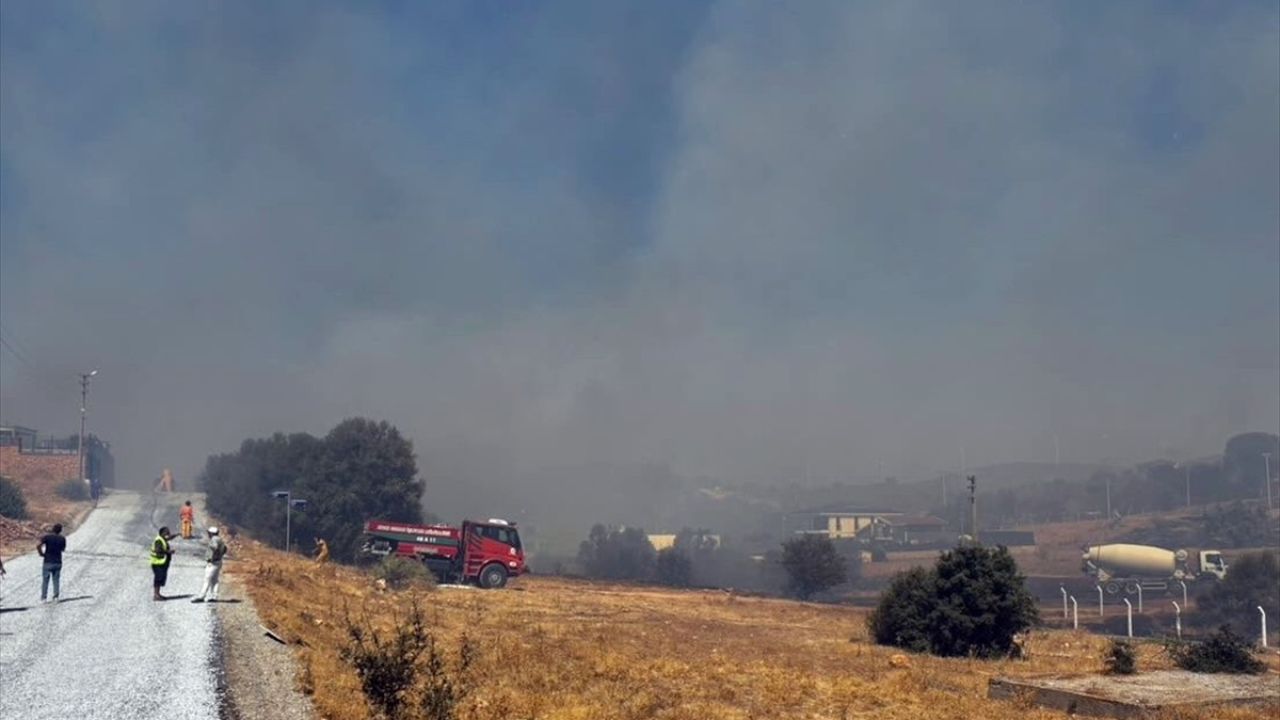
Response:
[647, 533, 720, 552]
[789, 505, 947, 546]
[988, 671, 1279, 718]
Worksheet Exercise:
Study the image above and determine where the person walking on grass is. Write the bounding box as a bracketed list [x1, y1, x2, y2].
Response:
[192, 527, 227, 603]
[38, 524, 66, 603]
[150, 526, 176, 600]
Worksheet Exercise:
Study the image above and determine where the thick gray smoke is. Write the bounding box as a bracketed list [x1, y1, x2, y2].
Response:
[2, 2, 1277, 527]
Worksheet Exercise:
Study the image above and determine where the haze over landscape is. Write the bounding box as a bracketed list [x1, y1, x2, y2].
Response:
[2, 2, 1277, 522]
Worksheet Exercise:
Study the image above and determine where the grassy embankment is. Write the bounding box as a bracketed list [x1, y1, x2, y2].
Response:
[225, 538, 1278, 720]
[0, 474, 92, 557]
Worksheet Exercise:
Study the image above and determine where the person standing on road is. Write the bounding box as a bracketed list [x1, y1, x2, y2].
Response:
[38, 523, 67, 603]
[180, 500, 195, 539]
[192, 526, 227, 603]
[150, 526, 176, 601]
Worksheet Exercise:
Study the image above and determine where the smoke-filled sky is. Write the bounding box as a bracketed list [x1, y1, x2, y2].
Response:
[2, 1, 1278, 498]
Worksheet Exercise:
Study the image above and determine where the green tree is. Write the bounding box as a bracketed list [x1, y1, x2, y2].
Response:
[200, 418, 422, 561]
[780, 534, 847, 600]
[927, 544, 1039, 658]
[655, 547, 692, 587]
[867, 567, 934, 652]
[577, 524, 656, 580]
[297, 418, 422, 561]
[869, 545, 1038, 658]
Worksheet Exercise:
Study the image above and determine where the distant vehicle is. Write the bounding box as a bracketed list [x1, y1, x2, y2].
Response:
[361, 518, 526, 589]
[1082, 543, 1227, 595]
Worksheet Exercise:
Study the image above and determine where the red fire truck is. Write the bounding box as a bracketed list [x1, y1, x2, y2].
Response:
[360, 517, 526, 589]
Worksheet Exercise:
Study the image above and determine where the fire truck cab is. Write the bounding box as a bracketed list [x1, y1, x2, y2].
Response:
[361, 517, 525, 589]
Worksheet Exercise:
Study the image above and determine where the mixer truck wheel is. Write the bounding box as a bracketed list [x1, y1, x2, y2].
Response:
[1104, 582, 1121, 595]
[1124, 582, 1139, 595]
[479, 563, 508, 590]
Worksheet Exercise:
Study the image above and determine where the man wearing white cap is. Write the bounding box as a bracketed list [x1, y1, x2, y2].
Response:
[192, 526, 227, 603]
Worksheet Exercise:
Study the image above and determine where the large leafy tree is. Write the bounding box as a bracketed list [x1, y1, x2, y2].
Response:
[201, 418, 422, 561]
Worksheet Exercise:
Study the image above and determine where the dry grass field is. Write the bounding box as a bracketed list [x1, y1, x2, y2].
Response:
[227, 539, 1279, 720]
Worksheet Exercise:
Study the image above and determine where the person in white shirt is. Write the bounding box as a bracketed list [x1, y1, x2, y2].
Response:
[192, 526, 227, 603]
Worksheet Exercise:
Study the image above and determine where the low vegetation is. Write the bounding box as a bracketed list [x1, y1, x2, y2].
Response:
[868, 544, 1038, 658]
[372, 556, 437, 592]
[1167, 625, 1266, 675]
[0, 476, 28, 519]
[1103, 639, 1138, 675]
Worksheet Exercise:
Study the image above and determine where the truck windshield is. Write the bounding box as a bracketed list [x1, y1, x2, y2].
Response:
[479, 525, 521, 550]
[1205, 554, 1224, 567]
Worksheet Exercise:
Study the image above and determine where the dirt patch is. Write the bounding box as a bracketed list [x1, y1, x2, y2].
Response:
[989, 671, 1280, 718]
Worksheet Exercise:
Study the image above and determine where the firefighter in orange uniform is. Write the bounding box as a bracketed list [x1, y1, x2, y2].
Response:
[180, 500, 195, 539]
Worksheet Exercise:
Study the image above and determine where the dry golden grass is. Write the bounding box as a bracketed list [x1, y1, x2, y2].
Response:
[226, 539, 1278, 720]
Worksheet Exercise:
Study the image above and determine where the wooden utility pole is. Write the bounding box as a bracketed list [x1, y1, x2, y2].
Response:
[967, 474, 978, 544]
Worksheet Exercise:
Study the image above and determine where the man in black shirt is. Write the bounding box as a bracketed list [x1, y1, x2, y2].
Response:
[38, 523, 66, 603]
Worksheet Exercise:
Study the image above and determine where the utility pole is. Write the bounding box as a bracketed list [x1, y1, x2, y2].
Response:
[78, 370, 98, 483]
[967, 474, 978, 543]
[1264, 453, 1273, 510]
[1184, 462, 1191, 508]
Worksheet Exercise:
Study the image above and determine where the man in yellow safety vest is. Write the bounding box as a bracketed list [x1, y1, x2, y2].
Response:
[151, 526, 176, 600]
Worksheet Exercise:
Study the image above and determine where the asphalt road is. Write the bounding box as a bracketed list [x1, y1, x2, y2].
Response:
[0, 491, 223, 719]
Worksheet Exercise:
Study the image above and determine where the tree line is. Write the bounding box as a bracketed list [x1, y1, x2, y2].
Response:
[200, 417, 423, 561]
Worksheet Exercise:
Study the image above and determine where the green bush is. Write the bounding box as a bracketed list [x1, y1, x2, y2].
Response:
[867, 567, 934, 653]
[0, 476, 28, 519]
[1103, 639, 1137, 675]
[780, 534, 848, 600]
[56, 478, 89, 501]
[1167, 625, 1265, 674]
[373, 556, 437, 592]
[868, 544, 1039, 658]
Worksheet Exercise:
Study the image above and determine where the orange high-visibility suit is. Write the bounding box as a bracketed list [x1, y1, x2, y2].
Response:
[180, 503, 195, 539]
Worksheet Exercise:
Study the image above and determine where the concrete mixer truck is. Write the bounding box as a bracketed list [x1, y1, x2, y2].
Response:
[1082, 543, 1227, 595]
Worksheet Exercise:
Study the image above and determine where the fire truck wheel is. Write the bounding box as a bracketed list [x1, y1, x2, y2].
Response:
[479, 563, 508, 590]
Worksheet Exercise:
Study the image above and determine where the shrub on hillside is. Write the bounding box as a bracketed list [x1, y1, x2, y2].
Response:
[1167, 625, 1265, 674]
[56, 478, 89, 501]
[342, 603, 430, 720]
[868, 544, 1039, 658]
[780, 534, 847, 600]
[373, 556, 437, 591]
[1103, 639, 1137, 675]
[340, 601, 474, 720]
[0, 476, 28, 519]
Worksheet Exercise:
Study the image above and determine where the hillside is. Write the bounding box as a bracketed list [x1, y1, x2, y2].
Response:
[229, 540, 1277, 720]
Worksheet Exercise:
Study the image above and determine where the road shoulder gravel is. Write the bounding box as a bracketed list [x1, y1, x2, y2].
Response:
[214, 570, 315, 720]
